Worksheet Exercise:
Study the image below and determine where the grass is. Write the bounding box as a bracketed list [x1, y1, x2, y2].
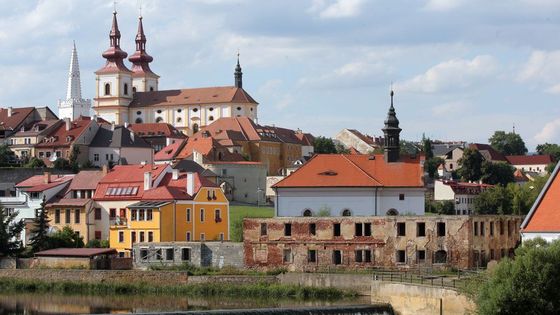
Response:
[148, 263, 287, 276]
[230, 205, 274, 242]
[0, 277, 356, 301]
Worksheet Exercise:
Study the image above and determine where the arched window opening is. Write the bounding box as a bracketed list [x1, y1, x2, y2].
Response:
[192, 123, 199, 134]
[135, 118, 143, 124]
[104, 83, 111, 96]
[132, 87, 137, 93]
[303, 209, 313, 217]
[387, 209, 399, 216]
[149, 87, 154, 91]
[124, 83, 129, 95]
[155, 117, 164, 123]
[342, 209, 352, 216]
[209, 116, 214, 121]
[434, 250, 447, 264]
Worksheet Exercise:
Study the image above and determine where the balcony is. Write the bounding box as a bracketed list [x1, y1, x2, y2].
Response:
[110, 217, 128, 227]
[0, 196, 27, 207]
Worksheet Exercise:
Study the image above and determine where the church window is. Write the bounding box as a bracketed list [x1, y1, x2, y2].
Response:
[208, 116, 214, 121]
[136, 111, 142, 115]
[193, 108, 199, 113]
[149, 87, 154, 91]
[155, 117, 164, 123]
[177, 109, 182, 113]
[209, 107, 214, 111]
[132, 87, 137, 93]
[104, 83, 111, 96]
[237, 107, 242, 111]
[135, 118, 143, 124]
[192, 123, 199, 134]
[124, 83, 129, 95]
[157, 110, 162, 114]
[177, 117, 182, 123]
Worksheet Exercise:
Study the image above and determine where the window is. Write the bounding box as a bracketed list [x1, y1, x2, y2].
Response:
[165, 248, 174, 261]
[53, 209, 60, 224]
[74, 209, 80, 224]
[396, 250, 406, 263]
[104, 83, 111, 95]
[119, 208, 126, 219]
[333, 250, 342, 265]
[46, 152, 51, 158]
[284, 223, 292, 236]
[397, 222, 406, 236]
[309, 223, 316, 235]
[490, 222, 494, 236]
[147, 209, 153, 221]
[355, 223, 363, 236]
[135, 118, 143, 123]
[30, 192, 40, 199]
[215, 209, 221, 222]
[131, 231, 136, 243]
[490, 249, 495, 260]
[303, 209, 312, 217]
[437, 222, 446, 237]
[155, 249, 162, 260]
[131, 209, 137, 221]
[508, 221, 512, 236]
[387, 208, 399, 216]
[139, 209, 145, 221]
[124, 83, 129, 95]
[136, 111, 142, 115]
[474, 222, 479, 236]
[155, 117, 164, 123]
[109, 208, 116, 219]
[156, 109, 162, 114]
[355, 223, 372, 237]
[182, 248, 191, 261]
[65, 209, 71, 224]
[93, 153, 99, 162]
[139, 231, 145, 242]
[364, 223, 372, 236]
[200, 233, 205, 241]
[399, 193, 405, 200]
[354, 250, 371, 263]
[308, 249, 317, 263]
[148, 231, 153, 242]
[342, 209, 352, 216]
[260, 223, 267, 236]
[434, 250, 447, 264]
[186, 232, 191, 241]
[480, 222, 485, 236]
[192, 123, 199, 133]
[132, 87, 137, 93]
[149, 87, 154, 91]
[95, 231, 101, 240]
[333, 223, 341, 236]
[200, 209, 205, 222]
[500, 221, 504, 235]
[417, 250, 426, 263]
[237, 107, 242, 111]
[208, 107, 214, 111]
[140, 249, 148, 260]
[118, 231, 124, 243]
[186, 208, 191, 222]
[417, 222, 426, 237]
[177, 117, 182, 123]
[283, 249, 292, 263]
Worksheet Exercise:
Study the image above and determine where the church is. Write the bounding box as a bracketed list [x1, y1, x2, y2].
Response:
[89, 10, 258, 135]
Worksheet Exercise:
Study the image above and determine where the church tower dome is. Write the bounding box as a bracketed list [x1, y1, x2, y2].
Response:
[129, 15, 159, 93]
[382, 90, 402, 163]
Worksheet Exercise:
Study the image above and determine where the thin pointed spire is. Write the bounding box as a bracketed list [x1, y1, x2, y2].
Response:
[383, 88, 402, 163]
[66, 42, 82, 100]
[129, 14, 157, 77]
[98, 9, 130, 73]
[235, 51, 243, 89]
[59, 42, 91, 120]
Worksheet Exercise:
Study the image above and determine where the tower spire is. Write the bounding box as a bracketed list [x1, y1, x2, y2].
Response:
[129, 15, 157, 77]
[59, 42, 91, 120]
[97, 10, 130, 73]
[234, 51, 243, 89]
[382, 89, 402, 163]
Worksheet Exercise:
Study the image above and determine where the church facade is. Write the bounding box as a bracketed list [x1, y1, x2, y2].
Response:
[92, 11, 258, 135]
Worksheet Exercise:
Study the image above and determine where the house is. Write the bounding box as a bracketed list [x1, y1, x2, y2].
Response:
[521, 163, 560, 242]
[334, 128, 383, 154]
[173, 159, 219, 183]
[505, 154, 553, 175]
[34, 116, 100, 165]
[45, 170, 106, 242]
[154, 138, 187, 164]
[7, 120, 63, 160]
[88, 124, 153, 167]
[33, 248, 119, 269]
[0, 172, 74, 245]
[469, 143, 507, 162]
[431, 142, 466, 158]
[295, 130, 315, 158]
[434, 180, 493, 215]
[92, 164, 229, 257]
[128, 123, 186, 152]
[244, 215, 523, 271]
[439, 147, 465, 174]
[0, 107, 58, 142]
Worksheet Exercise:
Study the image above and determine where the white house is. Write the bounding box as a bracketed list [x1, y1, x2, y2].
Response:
[505, 155, 553, 175]
[89, 124, 154, 167]
[521, 162, 560, 242]
[334, 128, 382, 154]
[434, 180, 492, 215]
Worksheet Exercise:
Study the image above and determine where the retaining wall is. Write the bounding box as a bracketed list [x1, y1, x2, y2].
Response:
[277, 273, 372, 295]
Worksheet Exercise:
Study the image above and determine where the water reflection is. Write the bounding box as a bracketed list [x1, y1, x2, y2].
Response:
[0, 293, 371, 314]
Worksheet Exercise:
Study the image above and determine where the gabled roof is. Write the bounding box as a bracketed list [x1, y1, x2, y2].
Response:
[433, 143, 464, 157]
[295, 132, 315, 146]
[15, 174, 74, 192]
[129, 86, 258, 108]
[173, 159, 218, 177]
[274, 154, 424, 188]
[506, 154, 553, 166]
[521, 162, 560, 233]
[129, 123, 186, 138]
[0, 107, 36, 132]
[68, 170, 105, 190]
[12, 119, 61, 137]
[346, 129, 382, 146]
[514, 169, 529, 182]
[35, 116, 93, 148]
[175, 136, 244, 162]
[438, 180, 493, 195]
[90, 125, 152, 148]
[469, 143, 507, 162]
[154, 139, 187, 161]
[35, 248, 117, 257]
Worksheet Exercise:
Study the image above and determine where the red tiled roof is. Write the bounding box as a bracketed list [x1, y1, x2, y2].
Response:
[129, 123, 186, 138]
[93, 164, 169, 201]
[522, 163, 560, 232]
[47, 198, 91, 207]
[506, 154, 553, 165]
[0, 107, 35, 131]
[296, 132, 315, 146]
[469, 143, 507, 162]
[68, 170, 105, 190]
[514, 169, 529, 182]
[35, 116, 93, 148]
[175, 136, 244, 162]
[35, 248, 117, 257]
[129, 86, 258, 108]
[154, 139, 187, 161]
[16, 174, 74, 192]
[439, 180, 493, 194]
[274, 154, 424, 188]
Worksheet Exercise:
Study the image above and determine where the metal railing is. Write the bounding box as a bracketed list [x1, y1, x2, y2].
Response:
[371, 268, 483, 290]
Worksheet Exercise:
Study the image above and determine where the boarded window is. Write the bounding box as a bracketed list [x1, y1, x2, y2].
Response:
[333, 223, 341, 237]
[397, 222, 406, 236]
[417, 222, 425, 237]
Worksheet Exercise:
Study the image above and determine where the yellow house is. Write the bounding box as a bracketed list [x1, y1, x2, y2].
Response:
[101, 165, 229, 256]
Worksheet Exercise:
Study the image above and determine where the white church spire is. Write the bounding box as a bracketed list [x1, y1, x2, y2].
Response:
[58, 42, 91, 120]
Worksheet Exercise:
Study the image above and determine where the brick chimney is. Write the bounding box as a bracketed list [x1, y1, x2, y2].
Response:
[186, 172, 195, 196]
[43, 172, 51, 184]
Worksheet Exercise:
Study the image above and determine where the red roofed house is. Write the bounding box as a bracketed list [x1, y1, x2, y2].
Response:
[128, 123, 186, 152]
[93, 164, 229, 257]
[434, 180, 493, 215]
[334, 128, 383, 154]
[0, 106, 58, 142]
[469, 143, 507, 162]
[505, 154, 553, 175]
[521, 162, 560, 242]
[154, 138, 188, 164]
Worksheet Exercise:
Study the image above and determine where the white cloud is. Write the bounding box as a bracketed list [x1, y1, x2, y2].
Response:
[397, 55, 497, 93]
[424, 0, 466, 11]
[534, 118, 560, 143]
[308, 0, 365, 19]
[431, 101, 469, 117]
[298, 60, 391, 89]
[518, 50, 560, 93]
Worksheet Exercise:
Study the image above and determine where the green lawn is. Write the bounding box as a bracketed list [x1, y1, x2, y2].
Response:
[230, 205, 274, 242]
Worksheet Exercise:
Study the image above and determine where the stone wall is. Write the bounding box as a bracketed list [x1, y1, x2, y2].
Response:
[278, 272, 373, 295]
[0, 258, 16, 269]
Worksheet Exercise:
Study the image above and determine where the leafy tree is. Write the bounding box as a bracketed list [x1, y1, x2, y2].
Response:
[53, 158, 70, 170]
[457, 148, 484, 181]
[489, 130, 528, 156]
[0, 209, 25, 256]
[47, 226, 84, 249]
[81, 160, 95, 169]
[477, 239, 560, 315]
[423, 138, 434, 159]
[335, 143, 350, 154]
[536, 143, 560, 161]
[425, 157, 444, 179]
[546, 162, 558, 174]
[433, 200, 455, 215]
[0, 144, 16, 166]
[28, 198, 50, 252]
[25, 157, 46, 168]
[400, 140, 420, 155]
[313, 136, 338, 154]
[69, 145, 80, 172]
[473, 185, 513, 215]
[480, 161, 515, 186]
[86, 239, 110, 248]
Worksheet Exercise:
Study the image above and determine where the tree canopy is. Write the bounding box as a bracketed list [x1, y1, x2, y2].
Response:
[536, 143, 560, 162]
[28, 198, 50, 253]
[458, 148, 484, 181]
[480, 161, 515, 186]
[489, 131, 528, 156]
[25, 157, 46, 168]
[0, 209, 25, 257]
[47, 226, 84, 249]
[313, 136, 338, 154]
[0, 144, 16, 166]
[473, 177, 548, 215]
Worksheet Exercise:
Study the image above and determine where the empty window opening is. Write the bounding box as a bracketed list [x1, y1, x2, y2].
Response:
[284, 223, 292, 237]
[303, 209, 312, 217]
[181, 248, 191, 261]
[437, 222, 446, 237]
[333, 250, 342, 265]
[397, 222, 406, 236]
[283, 249, 292, 263]
[342, 209, 352, 216]
[417, 250, 426, 263]
[434, 250, 447, 264]
[308, 250, 317, 263]
[417, 222, 426, 237]
[474, 222, 479, 236]
[396, 250, 406, 263]
[399, 193, 405, 200]
[309, 223, 316, 235]
[333, 223, 341, 237]
[165, 248, 174, 261]
[490, 222, 494, 236]
[260, 223, 267, 236]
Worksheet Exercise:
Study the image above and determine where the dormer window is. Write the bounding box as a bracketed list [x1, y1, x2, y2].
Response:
[319, 170, 338, 176]
[104, 83, 111, 96]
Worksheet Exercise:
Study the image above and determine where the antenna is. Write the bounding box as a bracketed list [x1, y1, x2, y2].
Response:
[113, 0, 117, 13]
[138, 0, 143, 17]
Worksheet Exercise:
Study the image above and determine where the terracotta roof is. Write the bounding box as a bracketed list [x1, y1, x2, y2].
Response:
[128, 86, 258, 108]
[522, 163, 560, 232]
[175, 136, 244, 162]
[35, 116, 93, 148]
[274, 154, 424, 188]
[0, 107, 36, 132]
[514, 169, 529, 182]
[128, 123, 186, 138]
[438, 180, 493, 195]
[349, 147, 361, 155]
[35, 248, 117, 257]
[68, 170, 105, 190]
[154, 139, 187, 161]
[12, 119, 61, 137]
[47, 198, 91, 207]
[296, 132, 315, 146]
[506, 154, 553, 165]
[16, 174, 74, 192]
[469, 143, 507, 162]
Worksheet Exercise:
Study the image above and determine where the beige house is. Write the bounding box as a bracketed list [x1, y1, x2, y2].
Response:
[8, 120, 63, 159]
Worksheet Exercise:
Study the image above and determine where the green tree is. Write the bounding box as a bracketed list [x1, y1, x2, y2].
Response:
[480, 161, 515, 186]
[425, 157, 444, 179]
[423, 138, 434, 159]
[313, 136, 338, 154]
[53, 158, 70, 170]
[47, 226, 84, 249]
[477, 239, 560, 315]
[546, 162, 558, 174]
[69, 145, 80, 172]
[85, 239, 109, 248]
[489, 130, 528, 156]
[536, 143, 560, 161]
[473, 185, 513, 215]
[0, 144, 16, 166]
[457, 148, 484, 181]
[0, 209, 25, 256]
[434, 200, 455, 215]
[28, 198, 50, 253]
[25, 157, 46, 168]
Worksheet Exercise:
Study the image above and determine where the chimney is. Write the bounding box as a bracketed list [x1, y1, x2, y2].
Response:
[64, 118, 71, 131]
[130, 130, 135, 143]
[102, 164, 108, 176]
[43, 172, 51, 184]
[144, 171, 152, 190]
[166, 137, 173, 147]
[124, 122, 129, 128]
[186, 172, 195, 196]
[111, 122, 115, 131]
[172, 168, 179, 180]
[7, 107, 12, 117]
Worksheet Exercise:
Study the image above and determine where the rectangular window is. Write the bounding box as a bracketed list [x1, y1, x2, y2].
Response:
[220, 233, 224, 241]
[186, 208, 191, 222]
[139, 209, 145, 221]
[397, 222, 406, 236]
[131, 209, 137, 221]
[65, 209, 71, 224]
[119, 208, 126, 219]
[94, 154, 99, 162]
[260, 223, 267, 236]
[309, 223, 316, 235]
[333, 223, 341, 237]
[500, 221, 504, 235]
[364, 223, 372, 236]
[490, 222, 494, 236]
[140, 231, 145, 242]
[417, 250, 426, 262]
[146, 209, 153, 221]
[283, 249, 292, 263]
[333, 250, 342, 265]
[508, 221, 513, 236]
[305, 249, 317, 263]
[46, 152, 51, 158]
[131, 231, 136, 243]
[155, 249, 162, 260]
[118, 231, 124, 243]
[74, 209, 80, 224]
[39, 152, 44, 158]
[165, 248, 174, 261]
[437, 222, 446, 237]
[355, 223, 363, 236]
[200, 209, 205, 222]
[200, 233, 205, 241]
[480, 222, 485, 236]
[215, 209, 221, 221]
[55, 209, 60, 224]
[182, 248, 191, 261]
[490, 249, 495, 260]
[284, 223, 292, 236]
[186, 232, 191, 241]
[474, 222, 479, 236]
[364, 250, 372, 263]
[396, 250, 406, 263]
[417, 222, 426, 237]
[399, 193, 405, 200]
[95, 231, 101, 240]
[109, 208, 116, 219]
[148, 231, 153, 242]
[140, 249, 148, 260]
[105, 154, 109, 161]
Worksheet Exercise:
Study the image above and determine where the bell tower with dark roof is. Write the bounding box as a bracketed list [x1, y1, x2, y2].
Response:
[382, 90, 402, 163]
[234, 52, 243, 89]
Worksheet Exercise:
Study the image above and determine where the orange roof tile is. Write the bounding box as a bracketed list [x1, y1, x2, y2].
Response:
[129, 86, 258, 108]
[128, 123, 186, 138]
[35, 116, 93, 148]
[0, 107, 35, 131]
[506, 154, 553, 165]
[522, 163, 560, 232]
[154, 139, 187, 161]
[274, 154, 424, 188]
[16, 174, 74, 192]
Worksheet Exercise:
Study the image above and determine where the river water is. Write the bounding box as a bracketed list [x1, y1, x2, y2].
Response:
[0, 293, 381, 314]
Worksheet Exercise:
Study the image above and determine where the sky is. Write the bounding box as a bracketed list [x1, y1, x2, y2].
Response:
[1, 0, 560, 150]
